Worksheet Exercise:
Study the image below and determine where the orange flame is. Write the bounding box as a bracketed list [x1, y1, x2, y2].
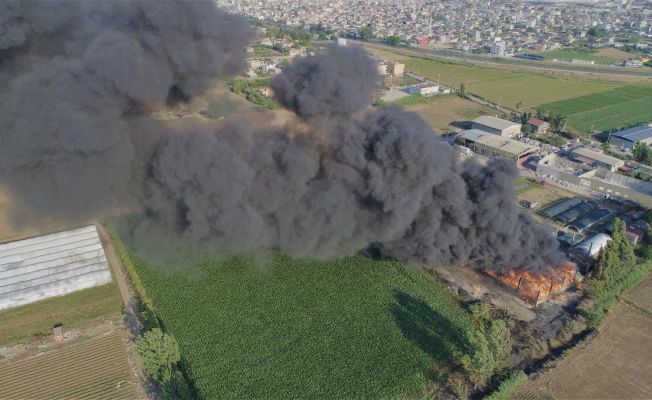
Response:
[484, 262, 578, 305]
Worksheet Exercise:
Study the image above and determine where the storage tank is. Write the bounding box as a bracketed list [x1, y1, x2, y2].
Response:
[573, 233, 611, 259]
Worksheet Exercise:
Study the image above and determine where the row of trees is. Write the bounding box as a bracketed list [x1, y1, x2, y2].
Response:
[589, 219, 637, 297]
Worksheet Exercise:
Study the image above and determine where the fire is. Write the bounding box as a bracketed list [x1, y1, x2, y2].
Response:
[485, 262, 579, 306]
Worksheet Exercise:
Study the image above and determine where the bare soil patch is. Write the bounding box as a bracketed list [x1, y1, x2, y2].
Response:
[517, 273, 652, 399]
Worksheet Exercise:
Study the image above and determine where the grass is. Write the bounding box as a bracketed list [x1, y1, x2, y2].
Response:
[580, 259, 652, 328]
[540, 86, 652, 133]
[0, 283, 122, 346]
[131, 253, 481, 399]
[383, 93, 455, 107]
[401, 57, 619, 109]
[536, 49, 618, 65]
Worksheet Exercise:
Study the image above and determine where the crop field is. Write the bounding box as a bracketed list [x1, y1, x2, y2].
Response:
[133, 253, 480, 399]
[396, 95, 496, 131]
[540, 86, 652, 133]
[0, 283, 122, 346]
[536, 49, 618, 65]
[399, 58, 619, 109]
[0, 330, 142, 399]
[516, 272, 652, 399]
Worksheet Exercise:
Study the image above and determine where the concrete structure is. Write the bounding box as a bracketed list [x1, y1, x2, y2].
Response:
[388, 61, 404, 76]
[573, 233, 611, 259]
[527, 118, 550, 134]
[336, 37, 347, 46]
[0, 225, 112, 311]
[537, 154, 652, 208]
[608, 125, 652, 150]
[491, 38, 506, 55]
[377, 63, 387, 75]
[472, 116, 522, 138]
[403, 84, 439, 96]
[571, 147, 625, 172]
[459, 129, 537, 164]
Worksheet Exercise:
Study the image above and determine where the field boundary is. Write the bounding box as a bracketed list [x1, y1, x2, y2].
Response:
[107, 226, 202, 400]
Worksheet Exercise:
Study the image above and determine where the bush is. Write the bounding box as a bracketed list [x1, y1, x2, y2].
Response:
[447, 371, 470, 400]
[482, 370, 527, 400]
[135, 328, 181, 384]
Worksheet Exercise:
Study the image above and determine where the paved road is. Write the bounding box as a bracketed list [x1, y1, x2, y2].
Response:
[361, 40, 652, 79]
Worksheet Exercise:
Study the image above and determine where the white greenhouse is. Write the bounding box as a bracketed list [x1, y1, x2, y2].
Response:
[0, 225, 112, 311]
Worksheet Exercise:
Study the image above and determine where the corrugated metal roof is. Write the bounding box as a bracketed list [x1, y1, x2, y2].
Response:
[0, 225, 112, 311]
[462, 129, 489, 141]
[472, 115, 520, 131]
[574, 233, 611, 258]
[572, 147, 623, 166]
[611, 125, 652, 143]
[474, 134, 537, 156]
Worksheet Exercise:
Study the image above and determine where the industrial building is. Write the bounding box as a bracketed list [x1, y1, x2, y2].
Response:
[571, 147, 625, 172]
[403, 84, 439, 96]
[459, 129, 537, 164]
[471, 116, 522, 138]
[537, 153, 652, 208]
[608, 125, 652, 151]
[573, 233, 611, 259]
[568, 208, 612, 233]
[0, 225, 113, 311]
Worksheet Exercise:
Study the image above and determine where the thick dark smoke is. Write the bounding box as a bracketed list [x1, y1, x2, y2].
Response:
[0, 1, 563, 271]
[0, 0, 254, 223]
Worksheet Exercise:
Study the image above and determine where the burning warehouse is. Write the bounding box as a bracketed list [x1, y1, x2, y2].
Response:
[485, 262, 580, 306]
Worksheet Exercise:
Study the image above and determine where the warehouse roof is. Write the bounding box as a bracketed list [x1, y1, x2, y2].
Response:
[571, 147, 623, 166]
[611, 125, 652, 143]
[474, 134, 537, 156]
[473, 116, 520, 131]
[462, 129, 489, 141]
[0, 225, 112, 311]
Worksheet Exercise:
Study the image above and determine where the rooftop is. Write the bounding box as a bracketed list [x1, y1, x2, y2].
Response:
[611, 125, 652, 143]
[473, 116, 520, 131]
[571, 147, 623, 166]
[528, 118, 548, 127]
[475, 134, 537, 156]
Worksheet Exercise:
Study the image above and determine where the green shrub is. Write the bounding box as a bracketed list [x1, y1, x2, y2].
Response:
[483, 370, 527, 400]
[135, 328, 181, 384]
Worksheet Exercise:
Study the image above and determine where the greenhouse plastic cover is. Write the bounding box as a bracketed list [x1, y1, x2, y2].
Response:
[0, 225, 112, 311]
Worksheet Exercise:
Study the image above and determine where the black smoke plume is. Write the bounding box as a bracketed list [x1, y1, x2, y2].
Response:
[0, 0, 254, 223]
[0, 1, 564, 271]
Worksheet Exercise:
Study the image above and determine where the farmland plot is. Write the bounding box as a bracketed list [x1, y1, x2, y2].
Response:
[133, 254, 482, 399]
[0, 330, 143, 399]
[516, 272, 652, 399]
[540, 86, 652, 133]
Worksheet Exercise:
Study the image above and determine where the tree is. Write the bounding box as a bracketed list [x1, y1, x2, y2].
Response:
[602, 141, 610, 153]
[520, 111, 531, 125]
[633, 142, 652, 165]
[515, 101, 523, 112]
[550, 114, 567, 133]
[592, 219, 635, 290]
[358, 25, 373, 41]
[383, 35, 401, 46]
[135, 328, 181, 384]
[459, 83, 466, 98]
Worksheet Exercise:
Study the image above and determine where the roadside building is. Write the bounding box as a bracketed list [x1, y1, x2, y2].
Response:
[472, 116, 522, 138]
[403, 84, 439, 96]
[388, 61, 404, 76]
[459, 129, 537, 165]
[527, 118, 550, 134]
[336, 37, 347, 46]
[377, 62, 387, 75]
[608, 125, 652, 151]
[571, 147, 625, 172]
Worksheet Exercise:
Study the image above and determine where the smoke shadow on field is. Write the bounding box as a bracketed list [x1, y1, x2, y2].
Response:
[390, 291, 473, 383]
